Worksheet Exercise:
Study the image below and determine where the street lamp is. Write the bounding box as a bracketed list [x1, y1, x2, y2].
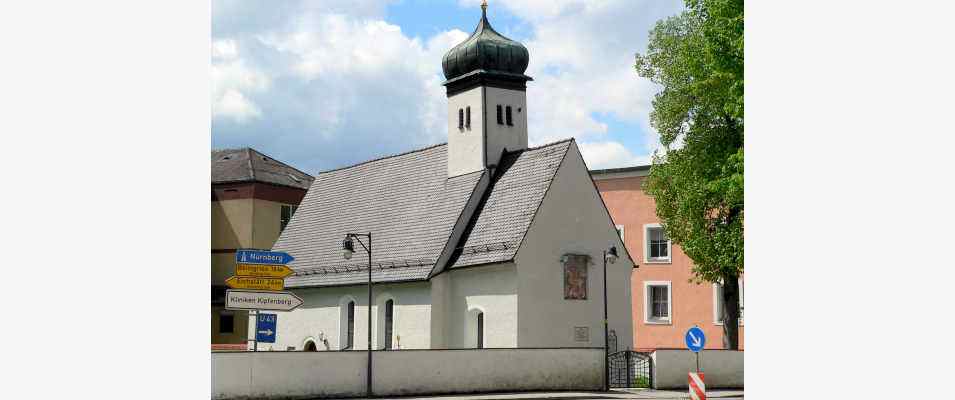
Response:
[603, 245, 618, 391]
[342, 233, 372, 397]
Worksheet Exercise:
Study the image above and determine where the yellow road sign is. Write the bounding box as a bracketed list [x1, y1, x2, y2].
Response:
[235, 263, 294, 279]
[225, 276, 285, 291]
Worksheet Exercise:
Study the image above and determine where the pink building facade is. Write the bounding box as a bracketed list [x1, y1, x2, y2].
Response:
[591, 166, 744, 351]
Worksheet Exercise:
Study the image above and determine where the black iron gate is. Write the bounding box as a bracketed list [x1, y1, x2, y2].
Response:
[608, 351, 653, 388]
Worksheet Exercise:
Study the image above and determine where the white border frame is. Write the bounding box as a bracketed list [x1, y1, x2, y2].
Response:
[643, 223, 672, 264]
[643, 280, 672, 325]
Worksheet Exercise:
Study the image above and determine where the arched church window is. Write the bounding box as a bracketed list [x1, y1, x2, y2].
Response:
[496, 105, 503, 125]
[384, 299, 394, 349]
[345, 301, 355, 349]
[458, 108, 464, 129]
[476, 311, 484, 349]
[505, 106, 513, 126]
[465, 106, 471, 128]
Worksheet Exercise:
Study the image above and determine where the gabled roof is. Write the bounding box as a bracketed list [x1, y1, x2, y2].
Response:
[448, 139, 572, 268]
[211, 148, 314, 190]
[274, 139, 574, 288]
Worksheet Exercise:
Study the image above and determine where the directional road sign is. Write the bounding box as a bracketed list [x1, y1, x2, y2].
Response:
[235, 249, 294, 266]
[236, 263, 294, 279]
[685, 326, 706, 353]
[225, 290, 304, 312]
[226, 276, 285, 291]
[256, 313, 277, 343]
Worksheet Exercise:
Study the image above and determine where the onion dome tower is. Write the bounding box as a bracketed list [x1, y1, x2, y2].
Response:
[443, 1, 532, 177]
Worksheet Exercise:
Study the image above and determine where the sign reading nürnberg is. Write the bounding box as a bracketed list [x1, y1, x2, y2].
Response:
[225, 290, 303, 311]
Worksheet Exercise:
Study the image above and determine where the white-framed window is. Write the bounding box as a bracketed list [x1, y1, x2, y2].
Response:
[280, 204, 298, 231]
[643, 223, 671, 263]
[643, 281, 672, 324]
[713, 279, 744, 325]
[615, 224, 625, 241]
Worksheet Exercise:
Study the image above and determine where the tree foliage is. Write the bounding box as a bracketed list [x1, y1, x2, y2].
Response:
[635, 0, 744, 348]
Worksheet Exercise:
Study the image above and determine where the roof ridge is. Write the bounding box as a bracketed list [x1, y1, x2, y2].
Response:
[212, 147, 249, 153]
[247, 148, 315, 179]
[318, 142, 449, 175]
[512, 137, 575, 154]
[245, 148, 255, 181]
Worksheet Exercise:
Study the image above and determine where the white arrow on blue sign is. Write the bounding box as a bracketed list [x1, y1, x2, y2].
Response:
[685, 326, 706, 352]
[256, 313, 277, 343]
[236, 249, 294, 265]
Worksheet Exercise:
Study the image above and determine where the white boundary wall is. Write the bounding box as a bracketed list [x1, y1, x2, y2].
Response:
[213, 348, 603, 399]
[651, 350, 744, 389]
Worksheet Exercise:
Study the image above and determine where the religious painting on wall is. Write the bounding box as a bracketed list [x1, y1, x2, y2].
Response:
[563, 254, 590, 300]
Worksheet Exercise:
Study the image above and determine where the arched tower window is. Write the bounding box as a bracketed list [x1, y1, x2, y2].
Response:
[458, 108, 464, 129]
[476, 312, 484, 349]
[505, 106, 513, 126]
[465, 106, 471, 128]
[384, 299, 394, 349]
[496, 105, 503, 125]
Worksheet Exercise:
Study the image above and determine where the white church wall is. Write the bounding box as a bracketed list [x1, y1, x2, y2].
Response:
[444, 263, 518, 348]
[262, 282, 431, 351]
[447, 86, 486, 177]
[514, 141, 634, 349]
[483, 86, 528, 167]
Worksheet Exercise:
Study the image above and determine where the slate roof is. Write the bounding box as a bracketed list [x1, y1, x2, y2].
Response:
[212, 148, 313, 190]
[274, 139, 573, 288]
[449, 139, 572, 268]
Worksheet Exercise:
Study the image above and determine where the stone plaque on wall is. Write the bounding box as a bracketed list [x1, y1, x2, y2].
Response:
[563, 254, 590, 300]
[574, 326, 590, 342]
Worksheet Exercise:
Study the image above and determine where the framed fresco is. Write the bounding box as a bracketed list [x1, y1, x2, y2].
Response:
[563, 254, 590, 300]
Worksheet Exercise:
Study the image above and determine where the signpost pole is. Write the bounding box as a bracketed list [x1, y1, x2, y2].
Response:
[253, 310, 258, 352]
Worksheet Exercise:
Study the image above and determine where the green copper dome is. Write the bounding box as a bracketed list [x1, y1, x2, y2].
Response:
[441, 5, 530, 81]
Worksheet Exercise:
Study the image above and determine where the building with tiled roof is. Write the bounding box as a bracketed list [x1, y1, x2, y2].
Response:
[260, 6, 634, 352]
[211, 148, 313, 350]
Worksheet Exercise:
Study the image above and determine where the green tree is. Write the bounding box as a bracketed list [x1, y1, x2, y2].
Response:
[635, 0, 744, 349]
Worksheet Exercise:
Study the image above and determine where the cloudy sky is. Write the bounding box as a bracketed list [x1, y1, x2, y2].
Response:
[212, 0, 684, 174]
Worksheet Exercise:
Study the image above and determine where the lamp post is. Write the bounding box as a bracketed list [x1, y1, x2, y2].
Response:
[343, 233, 372, 397]
[602, 245, 618, 391]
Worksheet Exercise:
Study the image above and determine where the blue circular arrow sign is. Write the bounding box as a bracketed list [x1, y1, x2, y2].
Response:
[685, 326, 706, 352]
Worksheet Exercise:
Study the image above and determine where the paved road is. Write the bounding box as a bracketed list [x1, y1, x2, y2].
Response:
[348, 389, 743, 400]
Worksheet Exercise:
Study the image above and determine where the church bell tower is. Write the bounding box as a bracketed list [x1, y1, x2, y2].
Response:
[442, 1, 532, 177]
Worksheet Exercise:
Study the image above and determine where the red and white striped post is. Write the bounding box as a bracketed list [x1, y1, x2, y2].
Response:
[689, 372, 705, 400]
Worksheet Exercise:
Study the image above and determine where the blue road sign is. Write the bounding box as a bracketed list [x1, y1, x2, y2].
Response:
[685, 326, 706, 352]
[256, 313, 277, 343]
[236, 249, 294, 265]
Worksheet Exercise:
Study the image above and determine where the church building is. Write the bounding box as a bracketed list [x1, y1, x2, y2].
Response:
[263, 4, 635, 352]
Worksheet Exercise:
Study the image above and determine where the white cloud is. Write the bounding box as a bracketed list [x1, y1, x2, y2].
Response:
[466, 0, 682, 156]
[211, 0, 683, 173]
[211, 39, 238, 60]
[577, 140, 652, 170]
[214, 89, 261, 122]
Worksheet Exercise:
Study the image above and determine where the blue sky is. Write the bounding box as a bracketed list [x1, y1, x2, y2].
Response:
[212, 0, 684, 175]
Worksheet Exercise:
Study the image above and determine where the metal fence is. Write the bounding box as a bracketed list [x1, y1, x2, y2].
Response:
[608, 350, 653, 388]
